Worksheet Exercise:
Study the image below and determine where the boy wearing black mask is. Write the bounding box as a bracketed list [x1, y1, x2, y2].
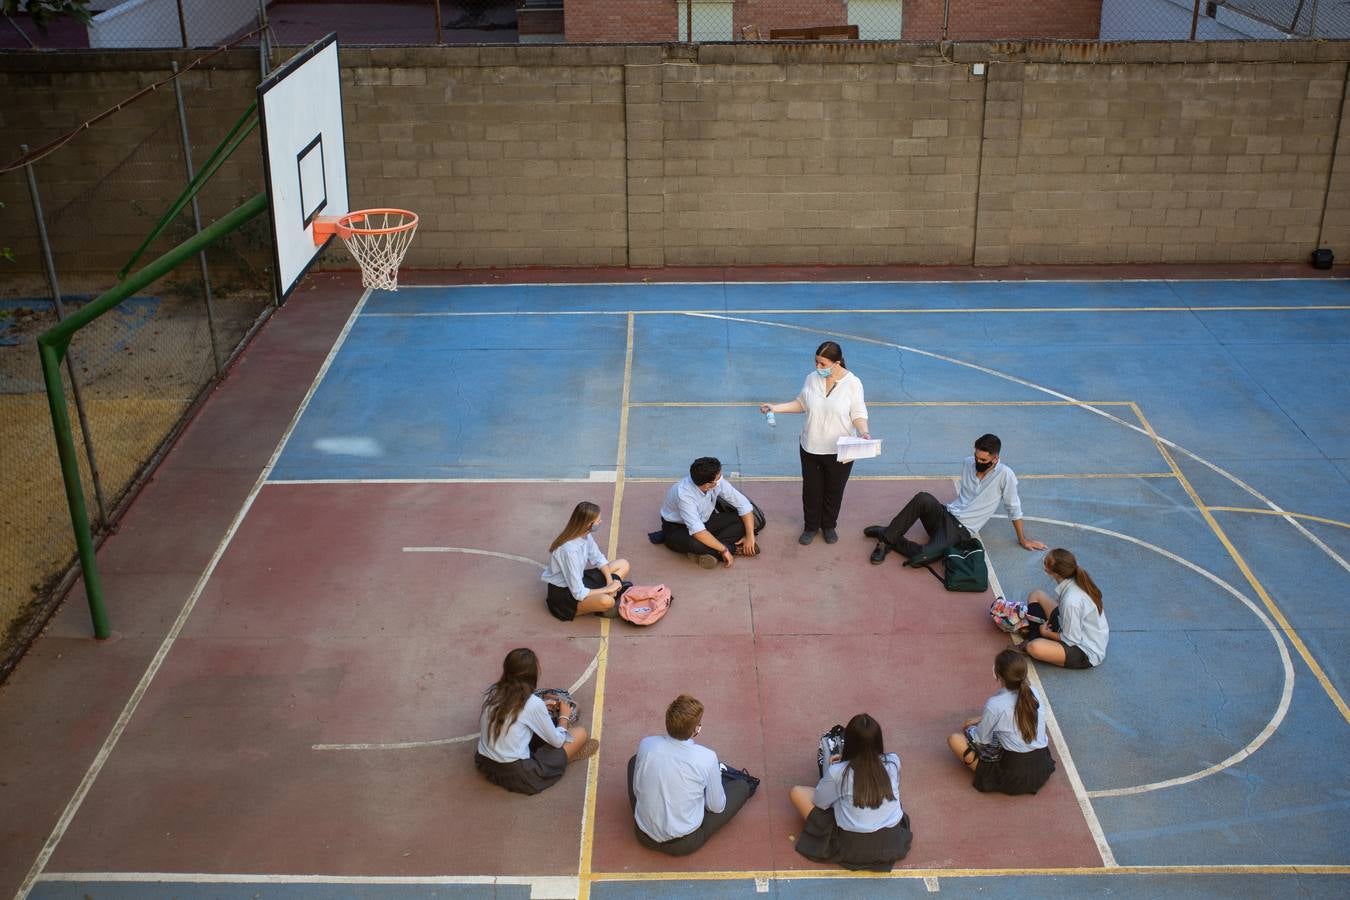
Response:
[864, 434, 1046, 566]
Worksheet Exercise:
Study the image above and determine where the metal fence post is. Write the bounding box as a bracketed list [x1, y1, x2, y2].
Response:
[176, 0, 188, 47]
[1310, 0, 1320, 38]
[258, 0, 271, 79]
[22, 145, 111, 529]
[1191, 0, 1202, 40]
[172, 62, 223, 375]
[434, 0, 443, 44]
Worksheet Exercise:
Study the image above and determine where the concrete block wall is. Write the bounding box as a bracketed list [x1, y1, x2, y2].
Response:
[989, 58, 1343, 264]
[340, 47, 629, 269]
[641, 44, 983, 265]
[4, 40, 1350, 278]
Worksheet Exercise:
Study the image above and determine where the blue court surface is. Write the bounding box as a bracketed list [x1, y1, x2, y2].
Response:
[25, 276, 1350, 899]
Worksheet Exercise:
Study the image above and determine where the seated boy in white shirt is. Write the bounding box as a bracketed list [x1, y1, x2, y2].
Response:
[627, 694, 757, 855]
[658, 457, 764, 570]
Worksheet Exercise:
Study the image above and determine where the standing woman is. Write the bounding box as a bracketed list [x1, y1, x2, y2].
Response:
[541, 501, 631, 621]
[474, 648, 598, 795]
[789, 713, 912, 871]
[947, 648, 1056, 794]
[760, 341, 869, 545]
[1023, 548, 1109, 669]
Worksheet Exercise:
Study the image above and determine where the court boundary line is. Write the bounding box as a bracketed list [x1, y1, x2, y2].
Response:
[575, 311, 635, 900]
[35, 864, 1350, 884]
[363, 304, 1350, 317]
[388, 277, 1347, 287]
[1129, 402, 1350, 724]
[984, 560, 1117, 867]
[268, 473, 1178, 486]
[11, 287, 375, 900]
[629, 400, 1137, 407]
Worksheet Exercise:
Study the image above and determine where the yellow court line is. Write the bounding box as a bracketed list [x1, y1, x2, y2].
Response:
[1129, 403, 1350, 724]
[575, 313, 635, 900]
[627, 400, 1135, 408]
[1207, 507, 1350, 530]
[589, 864, 1350, 882]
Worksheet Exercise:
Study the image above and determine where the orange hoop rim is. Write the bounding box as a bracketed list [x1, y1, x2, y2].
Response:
[313, 208, 419, 244]
[337, 208, 419, 236]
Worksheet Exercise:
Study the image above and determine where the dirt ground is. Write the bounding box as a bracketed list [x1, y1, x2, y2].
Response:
[0, 277, 269, 667]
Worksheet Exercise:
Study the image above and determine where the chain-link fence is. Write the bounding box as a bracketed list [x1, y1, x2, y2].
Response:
[0, 56, 273, 678]
[8, 1, 1341, 50]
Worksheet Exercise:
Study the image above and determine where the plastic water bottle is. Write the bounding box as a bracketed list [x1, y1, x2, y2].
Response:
[764, 410, 776, 427]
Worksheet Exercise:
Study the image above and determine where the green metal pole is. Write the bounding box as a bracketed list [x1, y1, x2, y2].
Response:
[37, 192, 268, 638]
[39, 339, 110, 638]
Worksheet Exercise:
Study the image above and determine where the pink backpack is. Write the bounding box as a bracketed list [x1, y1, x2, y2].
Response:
[619, 584, 673, 625]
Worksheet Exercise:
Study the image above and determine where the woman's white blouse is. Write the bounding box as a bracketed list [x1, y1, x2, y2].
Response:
[796, 371, 868, 455]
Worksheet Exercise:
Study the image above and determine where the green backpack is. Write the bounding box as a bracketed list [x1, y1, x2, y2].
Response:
[925, 538, 988, 592]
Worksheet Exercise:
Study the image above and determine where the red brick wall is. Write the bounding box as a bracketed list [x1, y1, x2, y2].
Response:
[565, 0, 1103, 43]
[567, 0, 675, 42]
[947, 0, 1102, 40]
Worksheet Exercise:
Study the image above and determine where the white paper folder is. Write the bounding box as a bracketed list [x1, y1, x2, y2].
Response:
[836, 436, 882, 462]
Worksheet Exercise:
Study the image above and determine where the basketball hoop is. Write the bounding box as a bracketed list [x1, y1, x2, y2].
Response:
[313, 208, 419, 291]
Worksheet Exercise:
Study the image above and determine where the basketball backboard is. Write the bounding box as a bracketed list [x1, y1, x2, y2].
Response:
[258, 33, 348, 301]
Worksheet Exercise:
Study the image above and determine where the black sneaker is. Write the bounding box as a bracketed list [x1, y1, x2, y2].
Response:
[822, 528, 839, 544]
[869, 541, 890, 564]
[798, 529, 818, 545]
[863, 525, 886, 539]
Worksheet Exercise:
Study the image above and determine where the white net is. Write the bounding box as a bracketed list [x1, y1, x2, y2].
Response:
[338, 209, 419, 291]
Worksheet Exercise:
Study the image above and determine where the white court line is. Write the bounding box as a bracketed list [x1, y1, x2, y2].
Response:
[311, 547, 600, 752]
[984, 559, 1117, 868]
[37, 872, 579, 897]
[389, 277, 1345, 287]
[12, 288, 375, 900]
[267, 477, 608, 485]
[1000, 515, 1296, 799]
[362, 304, 1350, 317]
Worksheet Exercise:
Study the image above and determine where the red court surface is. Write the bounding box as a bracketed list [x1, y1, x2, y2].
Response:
[28, 471, 1097, 880]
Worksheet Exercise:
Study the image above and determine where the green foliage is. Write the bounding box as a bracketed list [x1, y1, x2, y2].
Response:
[1, 1, 92, 32]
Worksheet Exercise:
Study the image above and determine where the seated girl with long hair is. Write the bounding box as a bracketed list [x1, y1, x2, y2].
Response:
[541, 501, 631, 621]
[789, 713, 912, 871]
[473, 648, 598, 795]
[947, 648, 1056, 795]
[1023, 548, 1109, 669]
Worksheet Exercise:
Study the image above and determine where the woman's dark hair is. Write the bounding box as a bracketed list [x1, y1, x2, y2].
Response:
[1045, 547, 1104, 614]
[483, 648, 540, 745]
[840, 713, 895, 809]
[815, 340, 846, 369]
[550, 501, 600, 552]
[689, 457, 722, 486]
[995, 648, 1040, 744]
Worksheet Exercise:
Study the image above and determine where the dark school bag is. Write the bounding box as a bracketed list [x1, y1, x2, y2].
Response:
[924, 538, 988, 593]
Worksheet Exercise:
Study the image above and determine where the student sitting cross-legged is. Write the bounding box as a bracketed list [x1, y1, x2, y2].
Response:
[627, 694, 757, 855]
[474, 648, 599, 795]
[541, 501, 631, 621]
[1022, 548, 1109, 669]
[658, 456, 763, 569]
[947, 648, 1056, 795]
[789, 713, 913, 871]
